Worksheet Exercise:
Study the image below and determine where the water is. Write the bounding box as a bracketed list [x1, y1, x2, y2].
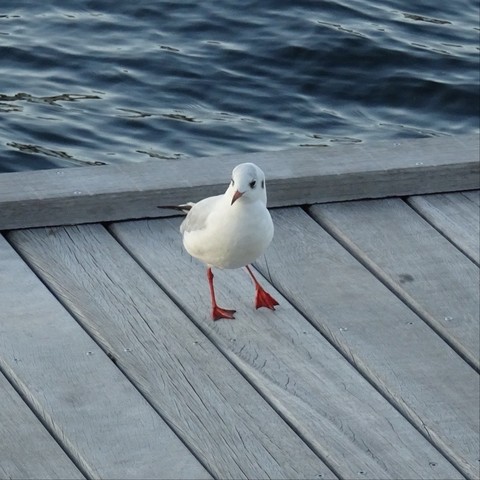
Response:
[0, 0, 478, 173]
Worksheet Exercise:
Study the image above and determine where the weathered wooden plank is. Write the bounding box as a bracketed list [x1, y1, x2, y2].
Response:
[252, 208, 479, 480]
[0, 234, 211, 480]
[8, 225, 335, 480]
[109, 216, 465, 480]
[309, 198, 480, 372]
[0, 371, 83, 479]
[407, 190, 480, 265]
[0, 134, 478, 230]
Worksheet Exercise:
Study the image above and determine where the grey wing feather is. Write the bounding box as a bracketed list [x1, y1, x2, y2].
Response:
[180, 195, 222, 234]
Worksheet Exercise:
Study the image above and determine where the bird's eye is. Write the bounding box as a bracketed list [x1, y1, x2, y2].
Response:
[231, 179, 234, 186]
[249, 180, 256, 189]
[261, 180, 265, 188]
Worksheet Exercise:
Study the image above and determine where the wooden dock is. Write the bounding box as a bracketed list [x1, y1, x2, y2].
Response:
[0, 135, 479, 480]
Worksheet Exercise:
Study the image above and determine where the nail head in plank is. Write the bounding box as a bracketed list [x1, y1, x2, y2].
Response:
[0, 134, 478, 230]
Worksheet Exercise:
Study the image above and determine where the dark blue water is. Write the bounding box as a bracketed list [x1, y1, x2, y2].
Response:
[1, 0, 479, 172]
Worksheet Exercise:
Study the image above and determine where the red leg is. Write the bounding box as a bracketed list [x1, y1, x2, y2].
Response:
[207, 267, 236, 320]
[245, 265, 279, 310]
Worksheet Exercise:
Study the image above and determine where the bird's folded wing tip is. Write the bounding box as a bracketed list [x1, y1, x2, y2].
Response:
[157, 203, 194, 213]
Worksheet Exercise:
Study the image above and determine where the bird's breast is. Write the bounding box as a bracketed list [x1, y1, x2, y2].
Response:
[183, 203, 274, 269]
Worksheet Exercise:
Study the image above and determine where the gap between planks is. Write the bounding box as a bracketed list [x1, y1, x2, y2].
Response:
[8, 225, 335, 480]
[305, 199, 479, 373]
[253, 207, 479, 479]
[0, 233, 212, 480]
[109, 217, 466, 480]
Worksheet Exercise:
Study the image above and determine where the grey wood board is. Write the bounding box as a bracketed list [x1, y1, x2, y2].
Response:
[0, 371, 84, 480]
[0, 134, 479, 230]
[407, 190, 480, 265]
[109, 216, 465, 480]
[253, 208, 480, 480]
[0, 234, 211, 480]
[8, 224, 335, 480]
[309, 198, 480, 372]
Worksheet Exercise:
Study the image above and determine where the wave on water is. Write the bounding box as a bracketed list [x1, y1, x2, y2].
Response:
[0, 0, 478, 172]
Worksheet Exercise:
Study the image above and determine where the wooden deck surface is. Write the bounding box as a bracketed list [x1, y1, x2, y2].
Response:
[0, 136, 479, 479]
[0, 134, 478, 230]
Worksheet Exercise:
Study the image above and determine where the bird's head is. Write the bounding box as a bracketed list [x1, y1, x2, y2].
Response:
[228, 163, 267, 206]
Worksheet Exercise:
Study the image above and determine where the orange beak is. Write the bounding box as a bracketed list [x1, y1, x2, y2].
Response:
[231, 190, 244, 205]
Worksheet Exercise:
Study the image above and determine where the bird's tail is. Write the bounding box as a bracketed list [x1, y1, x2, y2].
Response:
[157, 202, 194, 214]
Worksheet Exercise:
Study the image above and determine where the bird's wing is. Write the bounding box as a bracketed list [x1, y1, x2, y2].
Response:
[180, 195, 223, 234]
[157, 202, 195, 213]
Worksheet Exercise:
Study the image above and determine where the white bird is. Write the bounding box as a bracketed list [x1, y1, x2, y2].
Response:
[160, 162, 279, 320]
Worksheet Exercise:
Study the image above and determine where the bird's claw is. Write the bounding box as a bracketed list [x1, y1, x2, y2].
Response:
[255, 287, 279, 310]
[212, 306, 236, 321]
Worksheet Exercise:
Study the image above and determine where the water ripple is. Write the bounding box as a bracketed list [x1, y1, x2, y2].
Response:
[0, 0, 478, 172]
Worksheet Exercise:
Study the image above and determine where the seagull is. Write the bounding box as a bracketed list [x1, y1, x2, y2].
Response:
[160, 162, 279, 320]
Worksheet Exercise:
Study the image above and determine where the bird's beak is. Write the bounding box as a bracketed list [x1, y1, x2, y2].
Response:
[231, 190, 244, 205]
